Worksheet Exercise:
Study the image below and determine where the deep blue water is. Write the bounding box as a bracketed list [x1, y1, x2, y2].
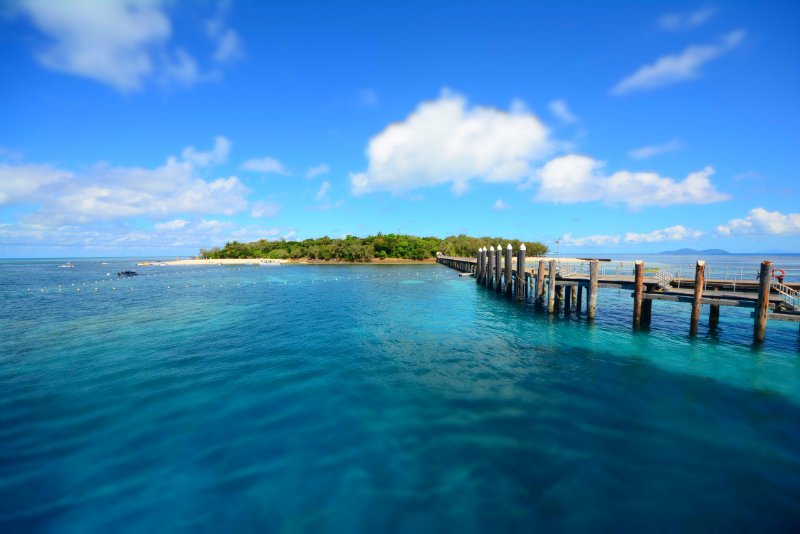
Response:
[1, 259, 799, 531]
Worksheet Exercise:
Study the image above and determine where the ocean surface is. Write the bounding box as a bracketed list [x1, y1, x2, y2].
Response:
[1, 257, 799, 531]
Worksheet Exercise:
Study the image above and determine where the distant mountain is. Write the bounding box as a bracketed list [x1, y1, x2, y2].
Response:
[659, 248, 730, 255]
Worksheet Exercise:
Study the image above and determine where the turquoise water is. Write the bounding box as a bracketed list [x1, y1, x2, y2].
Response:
[1, 259, 799, 531]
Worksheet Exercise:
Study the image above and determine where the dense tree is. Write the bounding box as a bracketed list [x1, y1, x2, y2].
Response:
[199, 233, 547, 262]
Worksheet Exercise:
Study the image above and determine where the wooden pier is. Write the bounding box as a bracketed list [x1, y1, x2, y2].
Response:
[437, 250, 800, 345]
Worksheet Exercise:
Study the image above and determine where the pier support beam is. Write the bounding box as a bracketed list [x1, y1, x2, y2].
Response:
[548, 260, 557, 314]
[576, 284, 583, 313]
[516, 244, 526, 301]
[633, 260, 644, 329]
[495, 245, 502, 292]
[709, 304, 720, 329]
[689, 260, 705, 337]
[487, 246, 495, 289]
[504, 244, 513, 296]
[753, 260, 773, 345]
[536, 260, 546, 305]
[587, 260, 599, 320]
[564, 286, 572, 316]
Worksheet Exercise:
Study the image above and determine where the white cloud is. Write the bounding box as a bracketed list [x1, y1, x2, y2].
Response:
[251, 201, 281, 218]
[154, 219, 189, 231]
[350, 89, 551, 196]
[535, 155, 728, 209]
[493, 199, 510, 210]
[561, 225, 704, 248]
[561, 233, 621, 247]
[0, 163, 72, 204]
[717, 208, 800, 236]
[628, 139, 683, 159]
[659, 8, 716, 31]
[624, 225, 704, 243]
[612, 30, 746, 95]
[306, 163, 330, 178]
[241, 157, 289, 175]
[14, 0, 241, 92]
[315, 181, 331, 201]
[3, 137, 248, 223]
[548, 99, 578, 123]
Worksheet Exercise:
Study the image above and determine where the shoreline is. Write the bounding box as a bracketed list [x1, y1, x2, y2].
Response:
[149, 257, 440, 266]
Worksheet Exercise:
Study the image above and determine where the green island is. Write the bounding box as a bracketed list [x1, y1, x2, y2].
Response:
[200, 233, 548, 262]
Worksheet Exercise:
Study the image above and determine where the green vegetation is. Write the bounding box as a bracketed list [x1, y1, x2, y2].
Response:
[200, 234, 548, 262]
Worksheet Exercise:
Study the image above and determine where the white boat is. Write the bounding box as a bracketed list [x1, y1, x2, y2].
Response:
[58, 261, 74, 268]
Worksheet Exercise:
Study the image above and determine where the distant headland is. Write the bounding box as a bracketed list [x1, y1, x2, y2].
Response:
[659, 248, 730, 255]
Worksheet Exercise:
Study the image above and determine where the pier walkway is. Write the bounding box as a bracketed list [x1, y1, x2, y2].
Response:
[437, 248, 799, 345]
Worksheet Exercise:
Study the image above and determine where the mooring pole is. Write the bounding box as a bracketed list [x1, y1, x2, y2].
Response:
[633, 260, 644, 329]
[689, 260, 705, 336]
[495, 245, 502, 291]
[536, 259, 546, 305]
[487, 246, 495, 289]
[548, 259, 557, 314]
[753, 260, 773, 345]
[516, 244, 526, 301]
[588, 260, 599, 320]
[504, 244, 513, 296]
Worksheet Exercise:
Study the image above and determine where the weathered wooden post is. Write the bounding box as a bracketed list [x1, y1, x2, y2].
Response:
[564, 286, 572, 316]
[495, 245, 502, 291]
[709, 304, 720, 329]
[536, 259, 546, 305]
[548, 259, 557, 314]
[504, 244, 513, 296]
[487, 246, 495, 288]
[753, 261, 772, 345]
[571, 285, 577, 309]
[633, 260, 644, 329]
[587, 260, 599, 320]
[516, 244, 526, 301]
[576, 284, 583, 313]
[476, 248, 482, 284]
[689, 260, 705, 336]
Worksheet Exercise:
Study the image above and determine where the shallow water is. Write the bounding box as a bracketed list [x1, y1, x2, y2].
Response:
[1, 259, 799, 530]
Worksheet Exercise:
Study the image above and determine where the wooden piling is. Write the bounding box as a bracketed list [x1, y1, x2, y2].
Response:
[536, 259, 546, 304]
[495, 245, 502, 291]
[571, 285, 577, 309]
[753, 261, 772, 344]
[641, 295, 652, 327]
[516, 244, 526, 301]
[557, 286, 564, 312]
[548, 259, 557, 314]
[689, 260, 705, 336]
[504, 244, 513, 296]
[709, 304, 720, 329]
[576, 284, 583, 313]
[476, 248, 483, 284]
[587, 260, 598, 320]
[632, 260, 644, 329]
[487, 246, 495, 288]
[564, 286, 572, 316]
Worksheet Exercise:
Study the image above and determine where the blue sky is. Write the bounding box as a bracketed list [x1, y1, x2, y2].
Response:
[1, 0, 799, 257]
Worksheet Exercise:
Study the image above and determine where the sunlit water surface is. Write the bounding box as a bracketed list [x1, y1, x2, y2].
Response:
[1, 259, 799, 531]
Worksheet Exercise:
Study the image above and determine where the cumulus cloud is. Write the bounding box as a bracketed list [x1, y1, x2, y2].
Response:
[612, 30, 746, 95]
[493, 199, 510, 210]
[0, 163, 72, 204]
[242, 157, 289, 175]
[561, 225, 704, 248]
[350, 89, 551, 196]
[548, 99, 578, 123]
[14, 0, 241, 91]
[2, 137, 248, 224]
[628, 139, 683, 159]
[535, 155, 728, 209]
[306, 163, 330, 178]
[251, 200, 281, 218]
[717, 208, 800, 236]
[659, 8, 716, 31]
[315, 181, 331, 201]
[561, 233, 621, 247]
[624, 225, 704, 243]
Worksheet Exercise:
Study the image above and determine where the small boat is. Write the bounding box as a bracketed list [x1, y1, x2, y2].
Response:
[117, 270, 138, 277]
[59, 261, 74, 268]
